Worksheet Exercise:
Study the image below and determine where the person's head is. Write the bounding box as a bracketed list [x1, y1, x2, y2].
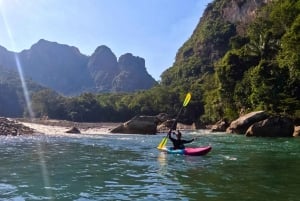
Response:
[176, 131, 182, 139]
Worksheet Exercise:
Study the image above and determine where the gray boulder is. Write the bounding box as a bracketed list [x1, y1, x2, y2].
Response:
[156, 113, 171, 123]
[246, 116, 294, 137]
[226, 111, 269, 134]
[110, 115, 159, 134]
[211, 119, 229, 132]
[157, 119, 177, 133]
[293, 126, 300, 137]
[66, 126, 81, 134]
[0, 117, 34, 136]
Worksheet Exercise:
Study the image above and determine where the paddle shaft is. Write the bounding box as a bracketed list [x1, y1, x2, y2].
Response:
[169, 106, 184, 132]
[168, 93, 191, 133]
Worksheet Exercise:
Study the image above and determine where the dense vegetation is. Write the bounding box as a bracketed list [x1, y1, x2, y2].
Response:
[161, 0, 300, 123]
[30, 87, 196, 123]
[1, 0, 299, 125]
[0, 66, 45, 117]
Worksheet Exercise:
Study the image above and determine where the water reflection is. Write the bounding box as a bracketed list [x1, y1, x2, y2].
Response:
[157, 152, 168, 175]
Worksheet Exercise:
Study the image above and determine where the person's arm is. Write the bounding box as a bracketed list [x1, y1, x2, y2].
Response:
[182, 138, 194, 144]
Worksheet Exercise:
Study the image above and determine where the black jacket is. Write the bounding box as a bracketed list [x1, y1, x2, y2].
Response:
[168, 133, 194, 149]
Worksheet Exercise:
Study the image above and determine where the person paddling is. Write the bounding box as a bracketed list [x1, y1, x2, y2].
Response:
[168, 130, 194, 150]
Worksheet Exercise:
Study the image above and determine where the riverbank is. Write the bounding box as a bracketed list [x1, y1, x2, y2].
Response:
[14, 118, 122, 135]
[2, 117, 197, 136]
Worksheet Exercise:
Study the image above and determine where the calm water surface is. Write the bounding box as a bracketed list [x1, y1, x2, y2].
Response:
[0, 131, 299, 201]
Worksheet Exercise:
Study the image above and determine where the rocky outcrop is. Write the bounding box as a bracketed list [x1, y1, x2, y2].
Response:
[19, 39, 93, 95]
[221, 0, 272, 34]
[156, 113, 171, 123]
[245, 116, 295, 137]
[0, 40, 157, 95]
[0, 46, 15, 69]
[110, 115, 159, 134]
[210, 119, 229, 132]
[112, 53, 157, 92]
[293, 126, 300, 137]
[157, 119, 177, 133]
[87, 45, 119, 92]
[226, 111, 269, 134]
[225, 111, 297, 137]
[0, 117, 34, 136]
[65, 126, 81, 134]
[111, 113, 196, 134]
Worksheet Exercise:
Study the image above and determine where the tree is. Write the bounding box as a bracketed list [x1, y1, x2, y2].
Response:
[31, 89, 66, 119]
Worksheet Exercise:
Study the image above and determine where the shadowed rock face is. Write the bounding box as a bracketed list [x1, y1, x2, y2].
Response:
[66, 126, 81, 134]
[0, 40, 157, 95]
[110, 115, 159, 135]
[19, 39, 93, 95]
[87, 45, 119, 92]
[210, 119, 229, 132]
[226, 111, 269, 134]
[225, 110, 296, 137]
[246, 116, 295, 137]
[112, 53, 157, 92]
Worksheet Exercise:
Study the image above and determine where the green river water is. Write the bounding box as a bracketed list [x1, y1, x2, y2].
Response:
[0, 131, 299, 200]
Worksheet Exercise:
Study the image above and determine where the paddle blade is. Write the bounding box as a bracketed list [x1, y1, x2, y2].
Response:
[183, 92, 192, 107]
[157, 137, 168, 149]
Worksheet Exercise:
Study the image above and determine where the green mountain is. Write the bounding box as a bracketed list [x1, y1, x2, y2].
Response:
[0, 65, 46, 117]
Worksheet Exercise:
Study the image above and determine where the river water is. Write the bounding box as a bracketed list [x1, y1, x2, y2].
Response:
[0, 131, 299, 201]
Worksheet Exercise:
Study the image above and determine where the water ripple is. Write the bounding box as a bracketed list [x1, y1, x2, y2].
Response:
[0, 132, 299, 200]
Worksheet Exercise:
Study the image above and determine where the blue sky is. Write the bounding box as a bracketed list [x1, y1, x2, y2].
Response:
[0, 0, 213, 80]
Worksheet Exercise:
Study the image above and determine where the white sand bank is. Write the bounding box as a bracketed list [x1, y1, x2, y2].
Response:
[17, 120, 121, 135]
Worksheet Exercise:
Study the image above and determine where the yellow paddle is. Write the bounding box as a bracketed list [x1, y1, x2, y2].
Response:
[157, 92, 192, 149]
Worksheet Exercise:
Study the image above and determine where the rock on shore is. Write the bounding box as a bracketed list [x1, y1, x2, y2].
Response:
[0, 117, 34, 136]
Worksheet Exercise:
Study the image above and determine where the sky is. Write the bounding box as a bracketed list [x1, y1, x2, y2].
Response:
[0, 0, 213, 80]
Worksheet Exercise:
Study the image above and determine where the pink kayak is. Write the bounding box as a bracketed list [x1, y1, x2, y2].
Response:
[159, 145, 212, 156]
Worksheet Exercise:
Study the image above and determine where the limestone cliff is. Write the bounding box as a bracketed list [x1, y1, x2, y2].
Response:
[0, 39, 157, 95]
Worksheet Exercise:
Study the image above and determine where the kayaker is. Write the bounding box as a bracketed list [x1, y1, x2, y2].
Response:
[168, 130, 194, 150]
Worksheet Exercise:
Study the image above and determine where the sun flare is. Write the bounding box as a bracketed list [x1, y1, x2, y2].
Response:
[0, 1, 52, 198]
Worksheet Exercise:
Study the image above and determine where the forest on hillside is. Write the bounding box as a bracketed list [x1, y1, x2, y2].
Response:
[160, 0, 300, 123]
[1, 0, 299, 125]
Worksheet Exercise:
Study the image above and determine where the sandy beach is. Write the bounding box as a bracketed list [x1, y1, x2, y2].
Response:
[15, 118, 122, 135]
